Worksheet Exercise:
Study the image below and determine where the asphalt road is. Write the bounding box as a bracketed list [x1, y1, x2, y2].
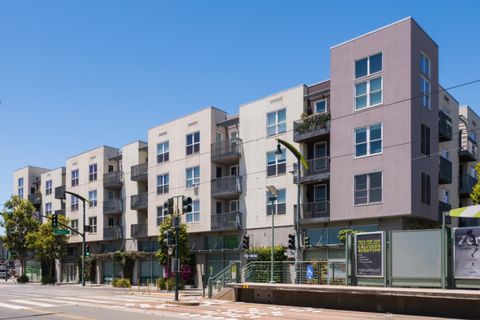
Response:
[0, 282, 448, 320]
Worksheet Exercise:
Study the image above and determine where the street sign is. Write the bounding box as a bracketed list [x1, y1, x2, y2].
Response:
[306, 264, 314, 280]
[244, 253, 258, 259]
[284, 249, 295, 258]
[54, 229, 70, 235]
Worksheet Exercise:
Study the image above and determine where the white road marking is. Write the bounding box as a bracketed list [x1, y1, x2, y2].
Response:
[11, 299, 57, 307]
[62, 297, 112, 304]
[0, 302, 30, 309]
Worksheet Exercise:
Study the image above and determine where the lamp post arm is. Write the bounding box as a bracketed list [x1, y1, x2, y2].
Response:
[276, 139, 309, 170]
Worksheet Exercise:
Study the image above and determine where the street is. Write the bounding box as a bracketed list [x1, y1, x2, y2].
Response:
[0, 282, 449, 320]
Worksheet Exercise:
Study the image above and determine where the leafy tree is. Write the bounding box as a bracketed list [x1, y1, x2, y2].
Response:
[470, 162, 480, 204]
[0, 196, 39, 277]
[337, 229, 359, 244]
[26, 214, 69, 280]
[157, 215, 189, 267]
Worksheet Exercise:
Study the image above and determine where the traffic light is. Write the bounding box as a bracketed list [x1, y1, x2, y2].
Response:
[163, 230, 174, 247]
[52, 214, 58, 229]
[288, 234, 295, 250]
[163, 198, 174, 216]
[242, 235, 250, 250]
[85, 245, 90, 257]
[304, 236, 311, 249]
[182, 196, 192, 214]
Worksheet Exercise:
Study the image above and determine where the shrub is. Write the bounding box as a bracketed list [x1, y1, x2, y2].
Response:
[112, 278, 131, 288]
[157, 278, 166, 290]
[41, 276, 56, 285]
[167, 277, 175, 290]
[17, 275, 29, 283]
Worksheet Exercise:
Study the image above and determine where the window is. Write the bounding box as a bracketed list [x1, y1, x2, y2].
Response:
[420, 76, 431, 108]
[313, 99, 327, 113]
[71, 196, 79, 211]
[421, 172, 431, 205]
[186, 132, 200, 155]
[45, 202, 52, 215]
[266, 189, 286, 215]
[421, 124, 431, 156]
[45, 180, 52, 195]
[71, 219, 79, 234]
[18, 178, 24, 199]
[442, 189, 449, 204]
[420, 52, 430, 78]
[229, 200, 239, 212]
[157, 141, 169, 163]
[186, 200, 200, 223]
[88, 190, 97, 207]
[157, 174, 169, 194]
[71, 169, 79, 187]
[355, 77, 382, 110]
[186, 167, 200, 189]
[157, 206, 166, 225]
[88, 164, 97, 181]
[355, 52, 382, 79]
[88, 217, 97, 233]
[267, 109, 286, 136]
[354, 172, 382, 205]
[266, 149, 286, 177]
[355, 124, 382, 157]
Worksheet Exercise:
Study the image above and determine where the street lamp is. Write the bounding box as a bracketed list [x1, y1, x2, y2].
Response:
[266, 185, 277, 283]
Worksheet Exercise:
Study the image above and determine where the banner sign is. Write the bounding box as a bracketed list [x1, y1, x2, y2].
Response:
[355, 232, 384, 277]
[454, 227, 480, 279]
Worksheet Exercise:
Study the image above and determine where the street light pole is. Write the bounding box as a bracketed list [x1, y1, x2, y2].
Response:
[266, 185, 278, 284]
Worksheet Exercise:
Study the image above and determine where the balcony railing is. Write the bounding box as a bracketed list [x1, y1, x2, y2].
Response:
[28, 193, 42, 206]
[439, 156, 452, 184]
[104, 226, 123, 240]
[211, 176, 242, 198]
[459, 174, 477, 196]
[131, 193, 148, 210]
[103, 199, 123, 214]
[293, 112, 331, 143]
[459, 138, 478, 162]
[439, 111, 453, 142]
[300, 201, 330, 223]
[103, 171, 123, 189]
[131, 162, 148, 182]
[131, 224, 148, 238]
[211, 211, 242, 231]
[295, 157, 330, 184]
[211, 138, 242, 163]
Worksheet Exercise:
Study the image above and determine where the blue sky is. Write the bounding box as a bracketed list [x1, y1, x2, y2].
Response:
[1, 1, 480, 234]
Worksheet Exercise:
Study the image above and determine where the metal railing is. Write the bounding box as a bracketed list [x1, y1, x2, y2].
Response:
[131, 162, 148, 181]
[103, 226, 123, 240]
[131, 192, 148, 210]
[459, 174, 477, 195]
[211, 138, 242, 162]
[208, 261, 241, 298]
[302, 157, 330, 176]
[131, 224, 148, 238]
[103, 199, 123, 214]
[293, 112, 331, 142]
[459, 137, 477, 161]
[439, 156, 452, 184]
[211, 176, 242, 196]
[211, 211, 242, 231]
[439, 111, 452, 142]
[103, 171, 123, 188]
[301, 201, 330, 221]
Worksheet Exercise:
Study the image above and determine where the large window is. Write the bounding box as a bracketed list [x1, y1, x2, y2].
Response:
[88, 216, 97, 233]
[313, 99, 327, 113]
[420, 52, 430, 78]
[88, 190, 97, 207]
[45, 180, 52, 195]
[157, 141, 169, 163]
[266, 189, 286, 215]
[186, 132, 200, 155]
[89, 164, 97, 182]
[18, 178, 24, 199]
[355, 77, 382, 110]
[71, 196, 79, 211]
[354, 172, 382, 205]
[45, 202, 52, 215]
[421, 172, 431, 205]
[267, 109, 286, 136]
[355, 53, 382, 79]
[355, 124, 382, 157]
[420, 76, 431, 108]
[186, 167, 200, 189]
[266, 149, 286, 177]
[156, 174, 169, 194]
[71, 169, 79, 187]
[186, 200, 200, 223]
[421, 124, 431, 156]
[71, 219, 79, 234]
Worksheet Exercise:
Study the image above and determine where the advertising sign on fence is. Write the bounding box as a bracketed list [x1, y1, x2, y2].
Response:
[306, 264, 314, 280]
[355, 232, 383, 277]
[454, 226, 480, 279]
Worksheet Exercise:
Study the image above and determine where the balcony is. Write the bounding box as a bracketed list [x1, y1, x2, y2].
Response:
[439, 156, 452, 184]
[439, 111, 453, 142]
[104, 226, 123, 240]
[293, 112, 331, 143]
[459, 174, 477, 196]
[300, 201, 330, 224]
[211, 211, 242, 231]
[211, 138, 242, 164]
[103, 199, 123, 214]
[459, 138, 477, 162]
[131, 224, 148, 238]
[28, 193, 42, 206]
[131, 162, 148, 182]
[211, 176, 242, 199]
[295, 157, 330, 184]
[103, 171, 123, 189]
[131, 193, 148, 210]
[438, 201, 452, 223]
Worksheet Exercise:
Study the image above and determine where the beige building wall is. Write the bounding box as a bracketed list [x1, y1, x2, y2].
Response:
[13, 166, 50, 200]
[40, 167, 66, 216]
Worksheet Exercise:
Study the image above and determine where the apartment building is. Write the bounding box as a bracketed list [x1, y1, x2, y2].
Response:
[10, 17, 480, 284]
[12, 166, 51, 218]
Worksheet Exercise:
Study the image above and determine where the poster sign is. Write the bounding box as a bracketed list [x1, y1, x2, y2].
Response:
[306, 264, 314, 280]
[355, 232, 383, 277]
[454, 227, 480, 279]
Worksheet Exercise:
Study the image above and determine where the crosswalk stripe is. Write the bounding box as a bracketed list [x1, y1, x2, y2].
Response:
[62, 297, 113, 304]
[11, 300, 57, 307]
[0, 302, 29, 310]
[35, 298, 77, 305]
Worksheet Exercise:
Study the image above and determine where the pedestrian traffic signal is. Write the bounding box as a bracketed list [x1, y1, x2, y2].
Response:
[242, 235, 250, 250]
[182, 196, 192, 214]
[163, 230, 174, 247]
[51, 214, 58, 229]
[288, 234, 295, 250]
[304, 236, 311, 249]
[163, 198, 174, 216]
[85, 245, 90, 257]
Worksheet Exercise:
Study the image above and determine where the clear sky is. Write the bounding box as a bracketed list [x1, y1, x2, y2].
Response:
[1, 1, 480, 234]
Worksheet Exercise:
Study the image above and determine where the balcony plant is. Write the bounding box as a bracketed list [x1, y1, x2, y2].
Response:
[295, 112, 331, 134]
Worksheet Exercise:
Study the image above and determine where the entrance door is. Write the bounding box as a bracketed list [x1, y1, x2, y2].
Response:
[63, 263, 77, 283]
[314, 142, 327, 171]
[314, 185, 327, 215]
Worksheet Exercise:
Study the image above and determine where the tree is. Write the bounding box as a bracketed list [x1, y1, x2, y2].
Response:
[157, 215, 189, 271]
[337, 228, 359, 245]
[0, 196, 39, 277]
[470, 162, 480, 204]
[26, 214, 69, 282]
